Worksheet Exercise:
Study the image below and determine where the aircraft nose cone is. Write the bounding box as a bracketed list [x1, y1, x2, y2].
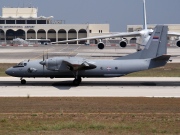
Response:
[5, 68, 13, 76]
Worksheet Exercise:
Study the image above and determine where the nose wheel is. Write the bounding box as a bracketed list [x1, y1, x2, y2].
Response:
[21, 78, 26, 85]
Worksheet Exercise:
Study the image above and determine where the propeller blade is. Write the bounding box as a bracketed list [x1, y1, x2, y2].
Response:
[43, 51, 45, 61]
[47, 50, 48, 59]
[43, 51, 45, 72]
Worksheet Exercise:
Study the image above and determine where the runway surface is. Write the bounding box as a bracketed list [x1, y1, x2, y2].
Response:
[0, 77, 180, 97]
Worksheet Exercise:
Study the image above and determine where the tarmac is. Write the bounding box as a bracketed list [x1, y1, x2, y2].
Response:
[0, 44, 180, 63]
[0, 77, 180, 97]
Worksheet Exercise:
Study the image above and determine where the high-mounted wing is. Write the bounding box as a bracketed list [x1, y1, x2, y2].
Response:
[168, 31, 180, 36]
[52, 30, 180, 44]
[51, 0, 180, 49]
[52, 31, 141, 44]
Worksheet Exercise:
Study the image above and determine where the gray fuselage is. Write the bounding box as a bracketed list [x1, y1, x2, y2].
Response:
[6, 57, 152, 78]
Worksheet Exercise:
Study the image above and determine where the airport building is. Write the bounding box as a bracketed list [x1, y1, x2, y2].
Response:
[1, 6, 179, 45]
[0, 7, 110, 44]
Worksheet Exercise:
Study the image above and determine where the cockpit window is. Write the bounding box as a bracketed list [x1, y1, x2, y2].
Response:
[13, 62, 25, 68]
[17, 62, 24, 66]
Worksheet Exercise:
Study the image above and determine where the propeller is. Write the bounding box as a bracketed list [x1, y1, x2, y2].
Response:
[43, 51, 45, 72]
[39, 50, 49, 73]
[43, 51, 45, 61]
[39, 51, 46, 72]
[46, 49, 49, 59]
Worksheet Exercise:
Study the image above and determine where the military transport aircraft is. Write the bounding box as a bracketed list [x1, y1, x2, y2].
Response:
[6, 25, 170, 86]
[52, 0, 180, 50]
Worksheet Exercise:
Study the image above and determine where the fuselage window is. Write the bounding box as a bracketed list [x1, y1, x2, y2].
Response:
[100, 67, 103, 70]
[24, 63, 27, 66]
[115, 67, 118, 70]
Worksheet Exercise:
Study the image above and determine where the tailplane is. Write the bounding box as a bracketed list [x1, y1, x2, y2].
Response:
[116, 25, 169, 60]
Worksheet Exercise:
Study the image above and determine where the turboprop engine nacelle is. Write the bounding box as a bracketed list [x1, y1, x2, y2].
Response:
[45, 58, 71, 71]
[97, 42, 105, 50]
[40, 58, 62, 71]
[119, 39, 127, 48]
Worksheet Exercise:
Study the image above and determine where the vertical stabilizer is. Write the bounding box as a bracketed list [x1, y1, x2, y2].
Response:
[143, 0, 147, 30]
[140, 25, 168, 58]
[115, 25, 168, 60]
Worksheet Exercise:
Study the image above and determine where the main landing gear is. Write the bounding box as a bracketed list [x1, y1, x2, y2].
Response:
[20, 78, 26, 85]
[72, 70, 82, 86]
[73, 77, 82, 86]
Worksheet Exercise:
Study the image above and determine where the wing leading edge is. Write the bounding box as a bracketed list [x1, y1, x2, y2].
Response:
[52, 31, 141, 44]
[52, 30, 180, 44]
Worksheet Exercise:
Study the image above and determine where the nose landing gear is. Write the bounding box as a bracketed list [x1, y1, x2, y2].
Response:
[20, 78, 26, 85]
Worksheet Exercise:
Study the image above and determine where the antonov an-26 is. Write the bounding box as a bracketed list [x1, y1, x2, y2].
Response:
[6, 25, 171, 86]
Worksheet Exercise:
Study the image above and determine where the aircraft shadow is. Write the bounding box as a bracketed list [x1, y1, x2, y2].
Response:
[0, 81, 180, 89]
[52, 81, 159, 87]
[79, 81, 180, 87]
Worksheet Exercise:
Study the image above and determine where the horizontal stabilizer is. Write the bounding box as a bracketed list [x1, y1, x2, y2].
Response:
[152, 55, 171, 61]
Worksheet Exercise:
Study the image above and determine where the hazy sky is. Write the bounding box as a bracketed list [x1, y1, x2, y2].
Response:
[0, 0, 180, 32]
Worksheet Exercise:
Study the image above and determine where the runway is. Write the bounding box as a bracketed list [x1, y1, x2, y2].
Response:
[0, 77, 180, 97]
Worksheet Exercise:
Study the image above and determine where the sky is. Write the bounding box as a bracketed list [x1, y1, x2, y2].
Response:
[0, 0, 180, 32]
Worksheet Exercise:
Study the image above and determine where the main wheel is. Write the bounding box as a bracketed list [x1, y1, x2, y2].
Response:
[73, 79, 80, 86]
[21, 79, 26, 85]
[77, 77, 82, 83]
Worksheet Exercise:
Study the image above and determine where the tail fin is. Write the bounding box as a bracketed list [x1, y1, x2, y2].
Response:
[116, 25, 168, 60]
[143, 0, 147, 30]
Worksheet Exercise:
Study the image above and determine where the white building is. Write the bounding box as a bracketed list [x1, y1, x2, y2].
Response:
[0, 7, 110, 44]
